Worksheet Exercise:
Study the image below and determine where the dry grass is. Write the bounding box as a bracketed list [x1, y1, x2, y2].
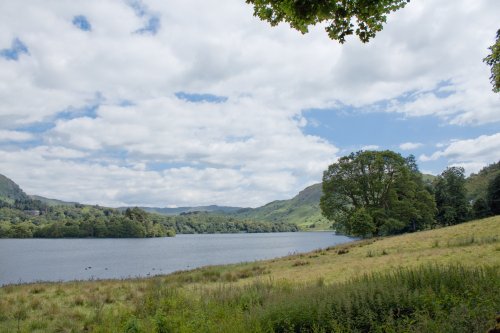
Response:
[0, 280, 150, 332]
[240, 215, 500, 285]
[0, 216, 499, 332]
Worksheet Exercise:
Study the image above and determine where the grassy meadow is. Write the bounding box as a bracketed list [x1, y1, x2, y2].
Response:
[0, 216, 499, 332]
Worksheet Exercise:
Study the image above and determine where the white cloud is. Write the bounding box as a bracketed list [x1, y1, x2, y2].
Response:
[1, 0, 495, 124]
[333, 0, 500, 124]
[399, 142, 423, 151]
[0, 130, 34, 142]
[39, 96, 337, 206]
[32, 146, 88, 159]
[0, 0, 498, 206]
[419, 133, 500, 174]
[0, 147, 330, 207]
[361, 145, 380, 151]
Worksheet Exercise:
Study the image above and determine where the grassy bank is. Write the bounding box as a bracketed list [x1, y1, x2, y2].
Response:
[1, 216, 499, 332]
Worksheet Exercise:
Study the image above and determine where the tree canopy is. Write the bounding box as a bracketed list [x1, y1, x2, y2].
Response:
[484, 29, 500, 93]
[434, 167, 469, 226]
[320, 150, 435, 237]
[487, 173, 500, 215]
[246, 0, 410, 43]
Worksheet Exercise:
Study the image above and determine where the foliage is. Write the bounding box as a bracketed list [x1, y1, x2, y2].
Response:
[434, 166, 470, 226]
[465, 161, 500, 202]
[320, 150, 436, 237]
[484, 29, 500, 93]
[0, 205, 170, 238]
[472, 197, 491, 219]
[348, 207, 375, 237]
[0, 204, 297, 238]
[156, 211, 298, 234]
[487, 173, 500, 215]
[246, 0, 410, 43]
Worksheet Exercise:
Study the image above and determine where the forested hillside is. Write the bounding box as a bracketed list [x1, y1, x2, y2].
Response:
[155, 211, 298, 234]
[0, 205, 173, 238]
[0, 174, 297, 238]
[29, 195, 77, 207]
[2, 157, 499, 239]
[232, 183, 331, 229]
[0, 174, 30, 205]
[466, 161, 500, 201]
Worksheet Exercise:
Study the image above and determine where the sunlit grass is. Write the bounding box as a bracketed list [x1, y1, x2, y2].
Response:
[1, 216, 499, 332]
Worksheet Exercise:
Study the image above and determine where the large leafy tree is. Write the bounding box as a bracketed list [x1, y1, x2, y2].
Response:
[484, 29, 500, 93]
[472, 197, 491, 219]
[320, 150, 435, 237]
[246, 0, 410, 43]
[487, 173, 500, 215]
[434, 167, 469, 226]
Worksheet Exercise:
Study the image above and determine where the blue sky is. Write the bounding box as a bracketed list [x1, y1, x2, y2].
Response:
[72, 15, 92, 31]
[175, 92, 228, 104]
[0, 0, 498, 207]
[303, 106, 499, 174]
[0, 38, 29, 60]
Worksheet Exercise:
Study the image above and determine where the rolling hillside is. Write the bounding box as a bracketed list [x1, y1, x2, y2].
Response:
[119, 205, 244, 216]
[466, 161, 500, 201]
[29, 195, 77, 207]
[0, 174, 30, 205]
[233, 183, 331, 230]
[118, 184, 331, 230]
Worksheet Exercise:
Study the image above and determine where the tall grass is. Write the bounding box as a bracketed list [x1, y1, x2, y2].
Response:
[77, 265, 498, 332]
[251, 265, 499, 333]
[1, 265, 498, 332]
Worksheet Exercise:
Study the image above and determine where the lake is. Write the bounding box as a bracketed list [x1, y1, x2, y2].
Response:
[0, 232, 353, 286]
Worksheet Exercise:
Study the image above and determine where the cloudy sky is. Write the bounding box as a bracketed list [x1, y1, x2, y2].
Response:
[0, 0, 499, 208]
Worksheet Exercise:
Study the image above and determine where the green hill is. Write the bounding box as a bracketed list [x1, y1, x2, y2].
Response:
[119, 205, 244, 216]
[29, 195, 77, 207]
[0, 174, 297, 237]
[466, 161, 500, 201]
[0, 174, 30, 205]
[421, 173, 437, 184]
[234, 183, 331, 230]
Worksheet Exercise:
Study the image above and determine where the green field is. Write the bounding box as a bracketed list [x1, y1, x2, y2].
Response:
[1, 216, 499, 332]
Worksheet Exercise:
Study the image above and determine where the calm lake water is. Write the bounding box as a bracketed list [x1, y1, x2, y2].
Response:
[0, 232, 353, 286]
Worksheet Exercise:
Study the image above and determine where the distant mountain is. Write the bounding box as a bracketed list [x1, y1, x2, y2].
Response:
[233, 183, 331, 230]
[421, 173, 437, 184]
[119, 205, 244, 216]
[0, 174, 297, 238]
[0, 171, 446, 231]
[118, 184, 330, 230]
[466, 161, 500, 201]
[29, 195, 77, 207]
[0, 174, 30, 205]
